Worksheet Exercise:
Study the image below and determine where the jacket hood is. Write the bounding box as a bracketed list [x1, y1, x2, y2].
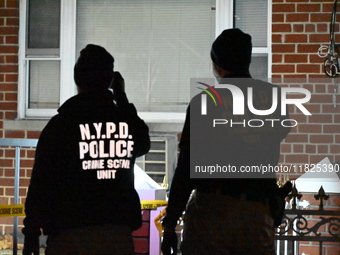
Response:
[58, 90, 115, 116]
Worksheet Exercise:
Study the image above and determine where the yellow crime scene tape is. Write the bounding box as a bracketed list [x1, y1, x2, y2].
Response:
[140, 200, 167, 210]
[0, 201, 167, 217]
[0, 204, 25, 217]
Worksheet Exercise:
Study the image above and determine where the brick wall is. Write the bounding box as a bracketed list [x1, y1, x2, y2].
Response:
[0, 0, 19, 130]
[272, 0, 340, 179]
[0, 0, 22, 235]
[0, 0, 339, 253]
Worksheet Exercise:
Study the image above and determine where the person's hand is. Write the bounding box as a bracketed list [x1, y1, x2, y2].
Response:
[161, 229, 178, 255]
[112, 71, 125, 93]
[23, 235, 40, 255]
[112, 72, 129, 105]
[270, 181, 293, 227]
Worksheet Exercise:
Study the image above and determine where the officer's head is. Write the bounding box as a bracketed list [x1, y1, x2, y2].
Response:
[74, 44, 114, 91]
[211, 28, 252, 77]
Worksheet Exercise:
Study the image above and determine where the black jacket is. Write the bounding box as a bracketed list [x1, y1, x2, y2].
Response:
[163, 76, 291, 229]
[23, 90, 150, 237]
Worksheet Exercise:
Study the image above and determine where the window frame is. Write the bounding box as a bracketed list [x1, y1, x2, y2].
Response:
[18, 0, 271, 120]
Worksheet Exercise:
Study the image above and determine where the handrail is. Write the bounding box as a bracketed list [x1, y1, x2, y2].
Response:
[0, 138, 38, 255]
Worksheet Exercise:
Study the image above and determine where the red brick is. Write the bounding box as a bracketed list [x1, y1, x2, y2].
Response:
[4, 130, 25, 139]
[5, 73, 18, 82]
[293, 24, 304, 33]
[293, 144, 303, 153]
[316, 23, 328, 33]
[310, 134, 334, 143]
[296, 64, 321, 73]
[0, 8, 19, 17]
[297, 3, 321, 13]
[0, 64, 18, 73]
[306, 144, 316, 153]
[284, 54, 308, 63]
[5, 35, 18, 44]
[0, 159, 13, 167]
[309, 33, 331, 43]
[4, 92, 17, 101]
[326, 246, 340, 255]
[0, 27, 18, 37]
[5, 111, 17, 120]
[310, 54, 324, 64]
[309, 94, 333, 104]
[27, 131, 41, 139]
[311, 13, 333, 23]
[5, 55, 18, 64]
[299, 245, 325, 255]
[272, 4, 295, 13]
[272, 64, 295, 73]
[0, 102, 17, 110]
[298, 44, 320, 53]
[286, 13, 309, 22]
[304, 104, 321, 114]
[309, 114, 333, 124]
[7, 0, 20, 8]
[272, 54, 282, 63]
[272, 24, 291, 33]
[323, 124, 340, 133]
[21, 159, 34, 168]
[0, 178, 14, 186]
[305, 24, 315, 33]
[330, 144, 340, 154]
[298, 124, 321, 133]
[272, 34, 282, 43]
[272, 14, 284, 23]
[281, 143, 291, 153]
[273, 44, 296, 53]
[283, 74, 307, 79]
[322, 3, 335, 13]
[286, 154, 309, 164]
[323, 105, 340, 114]
[317, 144, 328, 153]
[290, 113, 308, 124]
[285, 134, 308, 143]
[6, 17, 19, 26]
[285, 34, 307, 43]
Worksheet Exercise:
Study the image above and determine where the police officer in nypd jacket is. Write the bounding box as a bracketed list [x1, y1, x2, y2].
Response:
[23, 44, 150, 255]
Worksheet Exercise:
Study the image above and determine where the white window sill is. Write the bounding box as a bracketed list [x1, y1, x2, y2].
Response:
[4, 113, 185, 134]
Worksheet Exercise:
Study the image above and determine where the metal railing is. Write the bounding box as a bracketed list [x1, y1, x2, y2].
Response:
[275, 185, 340, 255]
[0, 138, 38, 255]
[1, 138, 340, 255]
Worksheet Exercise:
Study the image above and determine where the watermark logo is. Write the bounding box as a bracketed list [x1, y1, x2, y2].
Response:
[197, 82, 312, 116]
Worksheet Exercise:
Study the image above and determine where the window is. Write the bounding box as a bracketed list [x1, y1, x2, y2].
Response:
[76, 0, 215, 112]
[234, 0, 271, 80]
[19, 0, 271, 119]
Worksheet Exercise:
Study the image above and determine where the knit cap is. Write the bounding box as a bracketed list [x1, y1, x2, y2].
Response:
[211, 28, 252, 73]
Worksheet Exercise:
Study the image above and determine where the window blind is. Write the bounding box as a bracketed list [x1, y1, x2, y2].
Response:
[76, 0, 215, 112]
[234, 0, 268, 47]
[27, 0, 60, 49]
[29, 60, 60, 109]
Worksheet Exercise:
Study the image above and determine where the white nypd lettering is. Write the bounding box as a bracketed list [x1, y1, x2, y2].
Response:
[78, 122, 134, 180]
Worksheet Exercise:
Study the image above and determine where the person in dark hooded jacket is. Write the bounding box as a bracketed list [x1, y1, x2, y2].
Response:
[161, 29, 292, 255]
[23, 44, 150, 255]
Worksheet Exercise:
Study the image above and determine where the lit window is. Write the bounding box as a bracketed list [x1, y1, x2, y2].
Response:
[19, 0, 271, 118]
